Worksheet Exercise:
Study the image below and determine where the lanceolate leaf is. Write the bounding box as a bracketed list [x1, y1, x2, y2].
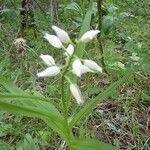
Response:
[0, 95, 68, 142]
[0, 76, 25, 94]
[69, 70, 133, 128]
[75, 1, 94, 57]
[72, 138, 117, 150]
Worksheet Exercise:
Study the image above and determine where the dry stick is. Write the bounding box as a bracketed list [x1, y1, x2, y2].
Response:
[51, 0, 59, 26]
[97, 0, 107, 73]
[20, 0, 37, 37]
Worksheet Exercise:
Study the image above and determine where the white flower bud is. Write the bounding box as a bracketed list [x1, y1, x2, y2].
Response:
[52, 25, 71, 44]
[40, 54, 55, 66]
[65, 44, 74, 56]
[44, 33, 63, 49]
[70, 84, 84, 105]
[83, 59, 102, 73]
[79, 30, 100, 43]
[72, 59, 82, 77]
[37, 66, 60, 77]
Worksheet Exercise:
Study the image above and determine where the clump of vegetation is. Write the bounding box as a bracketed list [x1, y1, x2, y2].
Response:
[0, 0, 149, 149]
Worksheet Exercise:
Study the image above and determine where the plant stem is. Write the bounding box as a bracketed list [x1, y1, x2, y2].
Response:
[97, 0, 107, 73]
[61, 52, 75, 149]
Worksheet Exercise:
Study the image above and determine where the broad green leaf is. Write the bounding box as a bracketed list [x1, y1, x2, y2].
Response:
[0, 99, 68, 141]
[0, 140, 14, 150]
[0, 93, 59, 114]
[69, 70, 133, 128]
[75, 1, 94, 57]
[72, 138, 117, 150]
[0, 76, 25, 94]
[23, 134, 37, 150]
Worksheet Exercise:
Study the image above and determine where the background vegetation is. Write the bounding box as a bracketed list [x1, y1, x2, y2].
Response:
[0, 0, 150, 149]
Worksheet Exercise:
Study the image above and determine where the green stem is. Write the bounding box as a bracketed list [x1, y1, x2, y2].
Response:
[61, 50, 75, 149]
[97, 0, 107, 73]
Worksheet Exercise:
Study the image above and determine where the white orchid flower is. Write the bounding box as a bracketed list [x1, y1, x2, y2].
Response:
[37, 66, 60, 77]
[70, 84, 84, 105]
[79, 30, 100, 43]
[72, 59, 82, 77]
[80, 65, 94, 74]
[52, 25, 71, 44]
[40, 54, 55, 66]
[83, 59, 102, 73]
[44, 33, 63, 49]
[65, 44, 74, 56]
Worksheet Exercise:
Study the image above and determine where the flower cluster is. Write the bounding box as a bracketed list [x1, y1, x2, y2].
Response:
[37, 26, 102, 104]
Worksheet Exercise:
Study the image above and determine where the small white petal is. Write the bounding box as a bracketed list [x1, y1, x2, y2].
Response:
[79, 30, 100, 43]
[52, 25, 71, 44]
[65, 44, 74, 56]
[83, 59, 102, 72]
[44, 33, 63, 48]
[70, 84, 84, 105]
[37, 66, 60, 77]
[72, 59, 82, 77]
[40, 54, 55, 66]
[80, 65, 94, 74]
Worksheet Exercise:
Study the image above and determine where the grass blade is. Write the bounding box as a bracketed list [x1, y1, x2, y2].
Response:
[72, 138, 117, 150]
[75, 1, 94, 57]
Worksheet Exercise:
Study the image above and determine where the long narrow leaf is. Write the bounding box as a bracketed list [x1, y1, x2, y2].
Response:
[0, 93, 58, 113]
[75, 1, 94, 57]
[69, 70, 133, 128]
[0, 100, 68, 141]
[72, 138, 117, 150]
[0, 76, 25, 94]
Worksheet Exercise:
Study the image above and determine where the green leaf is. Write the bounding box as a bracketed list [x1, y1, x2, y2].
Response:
[0, 93, 60, 115]
[69, 70, 133, 128]
[0, 93, 70, 142]
[75, 1, 94, 57]
[72, 138, 117, 150]
[0, 140, 14, 150]
[0, 76, 25, 94]
[23, 134, 37, 150]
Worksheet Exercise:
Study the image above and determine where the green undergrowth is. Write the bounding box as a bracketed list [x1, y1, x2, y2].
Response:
[0, 0, 150, 149]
